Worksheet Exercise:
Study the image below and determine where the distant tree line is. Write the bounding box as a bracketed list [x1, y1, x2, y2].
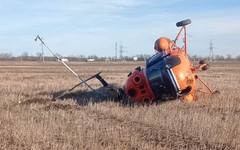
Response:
[189, 54, 240, 61]
[0, 52, 240, 61]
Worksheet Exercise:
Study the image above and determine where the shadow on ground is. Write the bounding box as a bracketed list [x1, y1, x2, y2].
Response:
[52, 87, 133, 106]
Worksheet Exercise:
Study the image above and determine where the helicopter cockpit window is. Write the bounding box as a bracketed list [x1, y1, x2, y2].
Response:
[148, 67, 164, 86]
[146, 52, 169, 68]
[147, 59, 178, 100]
[165, 56, 181, 68]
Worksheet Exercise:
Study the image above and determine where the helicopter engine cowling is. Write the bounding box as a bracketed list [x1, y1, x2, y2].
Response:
[124, 67, 156, 104]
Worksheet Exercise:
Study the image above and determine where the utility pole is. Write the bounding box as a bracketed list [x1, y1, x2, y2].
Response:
[209, 40, 214, 61]
[41, 41, 44, 62]
[35, 36, 44, 62]
[115, 42, 118, 60]
[119, 42, 127, 60]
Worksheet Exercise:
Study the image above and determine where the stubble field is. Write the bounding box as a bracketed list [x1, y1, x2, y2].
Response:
[0, 61, 239, 150]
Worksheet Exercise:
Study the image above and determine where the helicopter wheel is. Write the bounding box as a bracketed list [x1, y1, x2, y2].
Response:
[202, 64, 210, 71]
[199, 59, 206, 64]
[176, 19, 191, 27]
[214, 90, 220, 95]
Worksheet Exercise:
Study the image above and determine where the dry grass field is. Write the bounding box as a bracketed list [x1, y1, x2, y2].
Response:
[0, 61, 239, 150]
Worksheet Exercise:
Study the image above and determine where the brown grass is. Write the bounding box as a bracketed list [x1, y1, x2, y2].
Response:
[0, 61, 239, 150]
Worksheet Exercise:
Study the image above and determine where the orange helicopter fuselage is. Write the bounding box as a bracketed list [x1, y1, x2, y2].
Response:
[123, 20, 217, 104]
[124, 24, 198, 104]
[168, 45, 197, 102]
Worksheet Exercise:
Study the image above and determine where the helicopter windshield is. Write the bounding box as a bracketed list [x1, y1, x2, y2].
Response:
[148, 67, 164, 87]
[146, 54, 179, 100]
[146, 52, 168, 68]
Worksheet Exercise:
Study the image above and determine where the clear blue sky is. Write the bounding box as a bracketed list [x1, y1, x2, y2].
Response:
[0, 0, 240, 58]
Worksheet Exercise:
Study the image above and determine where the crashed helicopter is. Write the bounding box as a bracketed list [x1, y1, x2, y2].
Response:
[35, 19, 219, 105]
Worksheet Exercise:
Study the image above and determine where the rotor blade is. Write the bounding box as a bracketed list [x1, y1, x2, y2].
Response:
[95, 73, 108, 87]
[69, 72, 102, 91]
[35, 35, 60, 60]
[35, 35, 106, 97]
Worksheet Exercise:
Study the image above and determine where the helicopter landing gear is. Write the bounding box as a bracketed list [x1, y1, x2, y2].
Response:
[192, 63, 210, 72]
[195, 75, 219, 95]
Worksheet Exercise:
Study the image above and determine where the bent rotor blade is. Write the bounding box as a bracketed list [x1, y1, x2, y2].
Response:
[69, 72, 110, 92]
[34, 35, 106, 97]
[69, 72, 102, 92]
